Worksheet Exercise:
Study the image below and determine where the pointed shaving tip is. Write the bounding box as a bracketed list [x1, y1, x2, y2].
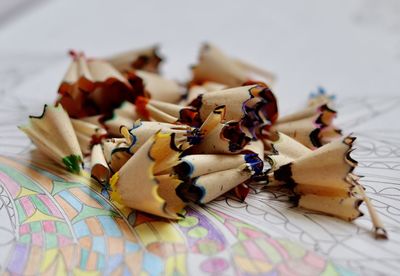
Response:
[374, 227, 388, 240]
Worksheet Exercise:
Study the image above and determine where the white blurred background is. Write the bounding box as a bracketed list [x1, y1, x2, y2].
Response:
[1, 0, 399, 105]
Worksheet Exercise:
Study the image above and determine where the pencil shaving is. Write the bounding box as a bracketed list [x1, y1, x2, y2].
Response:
[121, 121, 193, 153]
[266, 135, 387, 235]
[183, 81, 227, 105]
[106, 45, 162, 73]
[71, 118, 107, 155]
[91, 144, 110, 185]
[57, 51, 134, 118]
[190, 84, 278, 139]
[102, 138, 131, 173]
[110, 132, 185, 219]
[275, 104, 341, 148]
[19, 104, 83, 174]
[133, 70, 183, 103]
[175, 152, 263, 204]
[191, 43, 275, 87]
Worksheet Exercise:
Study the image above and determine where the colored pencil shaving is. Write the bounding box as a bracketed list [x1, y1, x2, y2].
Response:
[19, 44, 387, 239]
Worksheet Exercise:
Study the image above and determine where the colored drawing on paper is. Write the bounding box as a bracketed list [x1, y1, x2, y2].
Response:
[0, 156, 344, 275]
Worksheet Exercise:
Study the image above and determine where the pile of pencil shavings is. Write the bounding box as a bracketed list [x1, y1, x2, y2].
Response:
[19, 43, 387, 239]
